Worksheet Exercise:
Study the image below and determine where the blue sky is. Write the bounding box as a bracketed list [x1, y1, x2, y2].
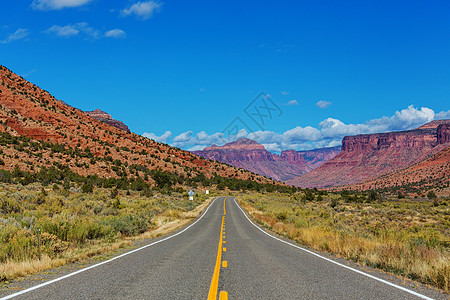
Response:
[1, 0, 450, 152]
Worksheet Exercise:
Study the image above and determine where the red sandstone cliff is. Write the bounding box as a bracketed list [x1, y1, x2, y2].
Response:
[287, 120, 450, 189]
[85, 109, 130, 132]
[437, 124, 450, 144]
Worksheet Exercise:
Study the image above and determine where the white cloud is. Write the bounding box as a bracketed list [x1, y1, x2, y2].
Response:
[105, 29, 126, 39]
[171, 130, 228, 149]
[366, 105, 434, 132]
[143, 105, 447, 152]
[284, 100, 299, 106]
[46, 25, 79, 37]
[434, 110, 450, 120]
[45, 23, 100, 39]
[142, 131, 171, 143]
[0, 28, 29, 44]
[283, 126, 321, 142]
[76, 22, 100, 38]
[281, 91, 289, 95]
[316, 100, 332, 109]
[122, 1, 162, 19]
[31, 0, 93, 10]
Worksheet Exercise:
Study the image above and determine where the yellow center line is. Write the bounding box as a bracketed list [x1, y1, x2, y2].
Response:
[223, 199, 226, 215]
[208, 197, 228, 300]
[219, 291, 228, 300]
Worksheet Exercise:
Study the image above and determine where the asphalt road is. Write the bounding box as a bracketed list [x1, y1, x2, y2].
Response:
[1, 196, 446, 300]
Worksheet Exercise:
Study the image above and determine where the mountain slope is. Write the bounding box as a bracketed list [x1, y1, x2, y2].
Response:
[193, 138, 340, 181]
[349, 142, 450, 195]
[0, 65, 273, 186]
[287, 121, 450, 189]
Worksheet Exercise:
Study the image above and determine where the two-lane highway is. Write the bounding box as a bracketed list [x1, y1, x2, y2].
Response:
[1, 197, 446, 299]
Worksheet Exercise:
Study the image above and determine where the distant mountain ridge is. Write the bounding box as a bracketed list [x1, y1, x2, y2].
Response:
[193, 138, 340, 181]
[287, 120, 450, 190]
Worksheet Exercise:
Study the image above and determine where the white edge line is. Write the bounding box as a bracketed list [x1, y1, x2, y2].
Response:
[233, 198, 434, 300]
[0, 197, 221, 300]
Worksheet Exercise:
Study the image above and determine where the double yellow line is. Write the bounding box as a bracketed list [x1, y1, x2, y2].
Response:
[207, 198, 228, 300]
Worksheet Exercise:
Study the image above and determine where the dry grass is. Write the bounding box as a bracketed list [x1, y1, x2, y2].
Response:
[132, 196, 216, 240]
[0, 240, 131, 283]
[239, 192, 450, 292]
[0, 181, 216, 284]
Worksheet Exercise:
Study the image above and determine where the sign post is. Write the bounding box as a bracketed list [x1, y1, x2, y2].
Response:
[188, 190, 195, 201]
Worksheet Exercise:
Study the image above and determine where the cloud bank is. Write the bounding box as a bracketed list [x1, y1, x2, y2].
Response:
[316, 100, 332, 109]
[45, 23, 99, 38]
[45, 23, 126, 40]
[143, 105, 446, 152]
[105, 29, 127, 39]
[284, 100, 299, 106]
[31, 0, 93, 10]
[122, 1, 162, 19]
[0, 28, 29, 44]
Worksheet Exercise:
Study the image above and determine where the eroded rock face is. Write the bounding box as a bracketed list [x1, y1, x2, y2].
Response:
[296, 146, 341, 169]
[342, 129, 437, 152]
[287, 121, 450, 188]
[85, 109, 112, 120]
[85, 109, 130, 132]
[193, 139, 340, 182]
[437, 124, 450, 144]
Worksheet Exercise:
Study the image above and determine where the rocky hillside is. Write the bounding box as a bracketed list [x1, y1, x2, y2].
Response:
[348, 142, 450, 196]
[84, 109, 130, 132]
[296, 146, 341, 169]
[0, 65, 274, 187]
[193, 138, 340, 181]
[288, 120, 450, 189]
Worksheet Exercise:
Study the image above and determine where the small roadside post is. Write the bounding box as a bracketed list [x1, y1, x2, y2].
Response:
[206, 190, 209, 195]
[37, 228, 41, 260]
[188, 190, 195, 201]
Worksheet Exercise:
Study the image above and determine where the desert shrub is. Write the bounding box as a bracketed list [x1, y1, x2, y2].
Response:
[140, 188, 153, 198]
[276, 211, 287, 221]
[367, 190, 378, 202]
[40, 232, 68, 256]
[67, 219, 112, 245]
[37, 219, 71, 242]
[81, 183, 93, 194]
[330, 198, 339, 209]
[110, 188, 119, 199]
[0, 226, 34, 262]
[0, 198, 21, 214]
[303, 189, 315, 201]
[103, 215, 149, 237]
[427, 190, 437, 199]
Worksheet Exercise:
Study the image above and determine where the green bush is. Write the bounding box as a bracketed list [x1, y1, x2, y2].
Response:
[427, 190, 437, 199]
[104, 215, 149, 237]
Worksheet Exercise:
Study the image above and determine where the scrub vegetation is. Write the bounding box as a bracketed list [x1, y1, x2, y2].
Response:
[0, 182, 212, 283]
[238, 189, 450, 292]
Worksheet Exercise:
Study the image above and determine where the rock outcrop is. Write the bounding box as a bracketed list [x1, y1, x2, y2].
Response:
[287, 120, 450, 188]
[437, 124, 450, 144]
[85, 109, 130, 132]
[296, 146, 341, 169]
